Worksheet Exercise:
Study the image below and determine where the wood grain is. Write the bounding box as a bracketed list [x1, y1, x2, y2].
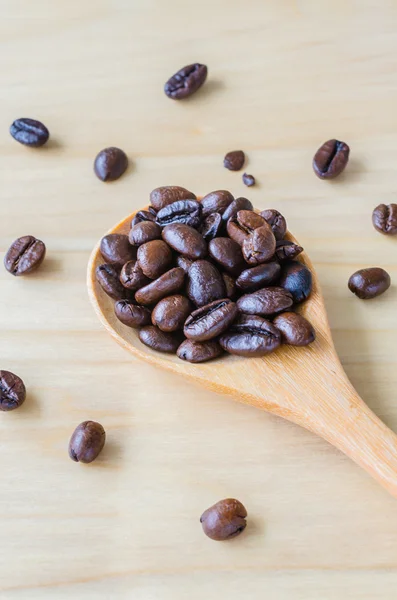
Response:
[1, 1, 397, 598]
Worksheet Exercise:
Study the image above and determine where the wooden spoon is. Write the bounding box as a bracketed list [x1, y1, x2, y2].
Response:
[88, 209, 397, 499]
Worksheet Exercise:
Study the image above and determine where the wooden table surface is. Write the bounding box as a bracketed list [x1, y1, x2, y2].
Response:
[2, 1, 397, 598]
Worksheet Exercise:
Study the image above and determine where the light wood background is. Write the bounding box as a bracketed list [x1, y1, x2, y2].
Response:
[1, 1, 397, 598]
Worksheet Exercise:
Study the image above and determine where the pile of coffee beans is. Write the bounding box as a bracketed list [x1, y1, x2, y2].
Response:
[95, 186, 315, 363]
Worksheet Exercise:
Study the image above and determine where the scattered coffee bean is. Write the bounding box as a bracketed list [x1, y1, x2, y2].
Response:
[313, 139, 350, 180]
[137, 240, 173, 279]
[156, 200, 202, 228]
[177, 339, 223, 363]
[69, 421, 106, 463]
[0, 370, 26, 411]
[237, 287, 293, 316]
[115, 301, 151, 328]
[131, 210, 157, 227]
[94, 147, 128, 182]
[4, 235, 46, 276]
[242, 173, 255, 187]
[279, 261, 312, 303]
[150, 186, 196, 211]
[200, 498, 247, 541]
[224, 150, 245, 171]
[184, 299, 238, 342]
[176, 255, 194, 273]
[273, 312, 315, 346]
[139, 326, 182, 353]
[135, 268, 185, 305]
[372, 204, 397, 235]
[220, 314, 281, 357]
[151, 295, 192, 332]
[96, 263, 127, 300]
[260, 209, 287, 240]
[236, 262, 281, 292]
[275, 239, 303, 261]
[227, 210, 266, 246]
[120, 260, 150, 291]
[100, 234, 136, 266]
[187, 260, 225, 307]
[222, 273, 237, 299]
[201, 190, 234, 218]
[200, 212, 222, 241]
[162, 224, 207, 260]
[209, 237, 245, 275]
[164, 63, 208, 99]
[348, 267, 391, 299]
[242, 223, 276, 265]
[10, 118, 49, 147]
[222, 197, 253, 223]
[129, 221, 162, 246]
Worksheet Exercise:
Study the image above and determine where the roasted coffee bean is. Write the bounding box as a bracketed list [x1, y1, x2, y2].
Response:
[372, 204, 397, 235]
[200, 213, 222, 241]
[224, 150, 245, 171]
[208, 238, 245, 276]
[279, 261, 312, 303]
[200, 498, 247, 541]
[187, 260, 225, 307]
[69, 421, 106, 463]
[131, 210, 157, 227]
[129, 221, 162, 246]
[242, 224, 276, 265]
[220, 314, 281, 357]
[100, 234, 136, 266]
[313, 139, 350, 180]
[162, 224, 207, 260]
[156, 200, 202, 228]
[176, 255, 194, 273]
[260, 209, 287, 240]
[4, 235, 46, 276]
[227, 210, 266, 246]
[242, 173, 255, 187]
[184, 299, 238, 342]
[237, 287, 293, 316]
[96, 263, 126, 300]
[177, 339, 223, 363]
[94, 147, 128, 182]
[150, 186, 196, 211]
[152, 295, 192, 332]
[236, 262, 281, 291]
[201, 190, 234, 218]
[119, 260, 150, 291]
[139, 326, 182, 353]
[348, 268, 391, 299]
[0, 370, 26, 411]
[222, 273, 237, 299]
[222, 197, 253, 223]
[275, 240, 303, 261]
[10, 118, 49, 147]
[135, 268, 185, 305]
[164, 63, 208, 99]
[115, 300, 151, 328]
[273, 312, 315, 346]
[137, 240, 173, 279]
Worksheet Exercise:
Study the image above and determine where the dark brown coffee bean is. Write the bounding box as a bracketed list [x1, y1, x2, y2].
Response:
[156, 200, 202, 228]
[150, 186, 196, 211]
[237, 287, 293, 316]
[137, 240, 173, 279]
[187, 260, 225, 307]
[313, 139, 350, 180]
[201, 190, 234, 218]
[177, 339, 223, 363]
[131, 210, 157, 227]
[372, 204, 397, 235]
[119, 260, 150, 291]
[129, 221, 162, 246]
[94, 147, 128, 182]
[151, 295, 192, 332]
[348, 268, 391, 299]
[260, 209, 287, 240]
[4, 235, 46, 276]
[242, 173, 255, 187]
[115, 300, 151, 328]
[200, 213, 222, 241]
[200, 498, 247, 541]
[162, 224, 207, 260]
[69, 421, 106, 463]
[227, 210, 266, 246]
[275, 240, 303, 261]
[222, 273, 237, 299]
[96, 263, 126, 300]
[222, 197, 253, 223]
[100, 234, 136, 266]
[224, 150, 245, 171]
[135, 268, 185, 305]
[176, 255, 194, 273]
[0, 370, 26, 411]
[273, 312, 315, 346]
[242, 224, 276, 265]
[184, 299, 238, 342]
[208, 238, 245, 276]
[10, 118, 49, 147]
[139, 326, 183, 353]
[236, 262, 281, 291]
[279, 261, 312, 303]
[164, 63, 208, 99]
[220, 314, 281, 357]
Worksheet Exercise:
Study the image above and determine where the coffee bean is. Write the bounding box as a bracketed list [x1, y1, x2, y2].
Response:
[222, 197, 253, 223]
[162, 224, 207, 260]
[184, 299, 238, 342]
[164, 63, 208, 99]
[275, 240, 303, 262]
[220, 314, 281, 357]
[236, 262, 281, 292]
[187, 260, 225, 307]
[224, 150, 245, 171]
[242, 173, 255, 187]
[242, 224, 276, 265]
[201, 190, 234, 218]
[200, 213, 222, 241]
[10, 118, 49, 147]
[129, 221, 162, 246]
[200, 498, 247, 541]
[273, 312, 315, 346]
[227, 210, 266, 246]
[313, 139, 350, 180]
[222, 273, 237, 299]
[348, 267, 391, 299]
[176, 255, 194, 273]
[260, 209, 287, 240]
[150, 186, 196, 211]
[139, 326, 183, 353]
[4, 235, 46, 276]
[94, 147, 128, 182]
[137, 240, 173, 279]
[177, 339, 223, 363]
[279, 261, 312, 303]
[0, 370, 26, 411]
[237, 287, 293, 316]
[96, 264, 127, 300]
[100, 234, 136, 266]
[120, 260, 150, 291]
[372, 204, 397, 235]
[208, 238, 245, 276]
[135, 268, 185, 305]
[69, 421, 106, 463]
[115, 300, 151, 328]
[131, 210, 157, 227]
[156, 200, 202, 228]
[151, 295, 192, 332]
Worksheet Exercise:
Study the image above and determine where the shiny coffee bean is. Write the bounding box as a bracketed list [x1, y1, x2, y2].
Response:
[222, 273, 237, 299]
[279, 261, 312, 303]
[100, 234, 136, 266]
[137, 240, 173, 279]
[187, 260, 225, 307]
[114, 300, 151, 328]
[223, 150, 245, 171]
[177, 339, 223, 363]
[10, 118, 49, 147]
[4, 235, 46, 276]
[201, 190, 234, 218]
[208, 238, 245, 276]
[151, 295, 192, 332]
[242, 223, 276, 265]
[139, 326, 183, 353]
[220, 314, 281, 357]
[227, 210, 266, 246]
[275, 240, 303, 261]
[131, 210, 157, 227]
[348, 268, 391, 299]
[200, 212, 222, 241]
[94, 147, 128, 182]
[273, 312, 315, 346]
[120, 260, 150, 291]
[129, 221, 162, 246]
[69, 421, 106, 463]
[135, 268, 185, 305]
[237, 287, 293, 316]
[200, 498, 247, 541]
[164, 63, 208, 99]
[242, 173, 255, 187]
[0, 370, 26, 411]
[156, 200, 201, 229]
[96, 263, 126, 300]
[313, 139, 350, 180]
[162, 224, 207, 260]
[222, 197, 253, 223]
[260, 209, 287, 240]
[184, 299, 238, 342]
[372, 204, 397, 235]
[236, 261, 281, 292]
[150, 186, 196, 211]
[176, 255, 194, 273]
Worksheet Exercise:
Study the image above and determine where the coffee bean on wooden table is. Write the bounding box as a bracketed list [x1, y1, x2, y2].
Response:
[372, 204, 397, 235]
[348, 267, 391, 299]
[242, 173, 255, 187]
[0, 370, 26, 411]
[279, 261, 312, 303]
[4, 235, 46, 276]
[236, 262, 281, 292]
[208, 238, 245, 275]
[273, 312, 315, 346]
[313, 139, 350, 180]
[187, 260, 225, 307]
[120, 260, 150, 291]
[137, 240, 173, 279]
[260, 209, 287, 240]
[227, 210, 266, 246]
[10, 118, 49, 147]
[150, 186, 196, 211]
[237, 287, 293, 316]
[96, 263, 126, 300]
[115, 301, 151, 328]
[129, 221, 162, 246]
[220, 314, 281, 357]
[139, 326, 182, 353]
[100, 234, 136, 266]
[94, 147, 128, 182]
[275, 240, 303, 262]
[200, 212, 222, 241]
[135, 268, 185, 305]
[164, 63, 208, 99]
[200, 498, 247, 541]
[201, 190, 234, 218]
[222, 197, 253, 223]
[162, 224, 207, 260]
[151, 295, 192, 332]
[131, 210, 157, 227]
[224, 150, 245, 171]
[184, 299, 238, 342]
[177, 339, 223, 363]
[242, 224, 276, 265]
[156, 200, 202, 228]
[69, 421, 106, 463]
